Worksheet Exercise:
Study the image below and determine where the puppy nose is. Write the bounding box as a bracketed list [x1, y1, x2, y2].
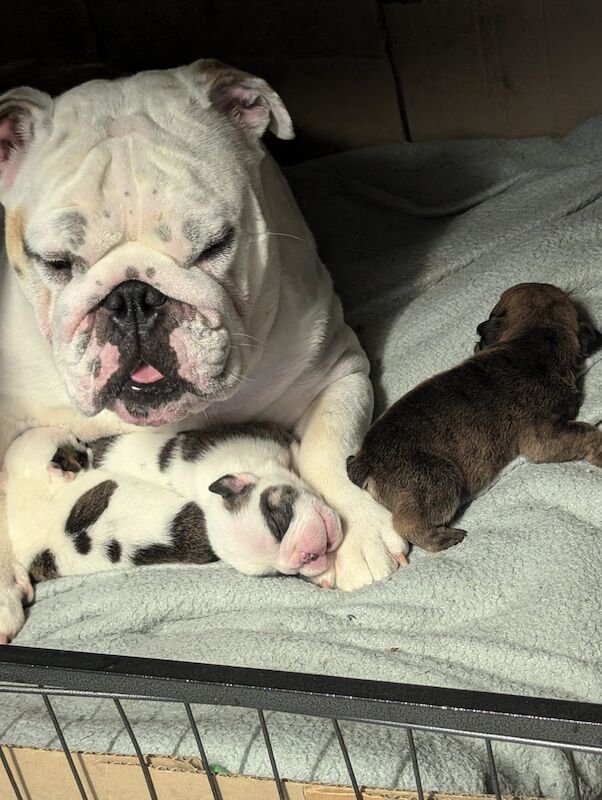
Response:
[102, 280, 166, 330]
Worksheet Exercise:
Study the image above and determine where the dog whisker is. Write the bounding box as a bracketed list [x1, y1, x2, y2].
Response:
[242, 228, 306, 244]
[228, 370, 254, 386]
[231, 333, 260, 342]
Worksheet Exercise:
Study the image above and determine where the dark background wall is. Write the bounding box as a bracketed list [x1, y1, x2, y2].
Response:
[3, 1, 602, 163]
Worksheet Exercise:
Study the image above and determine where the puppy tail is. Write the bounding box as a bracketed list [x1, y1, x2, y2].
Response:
[346, 453, 371, 488]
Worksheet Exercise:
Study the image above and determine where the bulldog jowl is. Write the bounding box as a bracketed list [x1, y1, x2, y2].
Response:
[73, 277, 237, 426]
[52, 237, 247, 427]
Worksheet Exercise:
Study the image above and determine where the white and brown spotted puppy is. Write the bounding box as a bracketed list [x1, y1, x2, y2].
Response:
[2, 423, 342, 594]
[2, 427, 214, 588]
[89, 421, 343, 578]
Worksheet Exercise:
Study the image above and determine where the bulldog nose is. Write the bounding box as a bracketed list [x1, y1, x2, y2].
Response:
[102, 280, 166, 330]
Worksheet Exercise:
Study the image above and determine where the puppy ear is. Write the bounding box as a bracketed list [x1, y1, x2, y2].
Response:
[578, 322, 602, 359]
[0, 87, 53, 196]
[209, 472, 257, 499]
[475, 316, 505, 352]
[0, 471, 8, 492]
[346, 454, 371, 489]
[187, 59, 294, 140]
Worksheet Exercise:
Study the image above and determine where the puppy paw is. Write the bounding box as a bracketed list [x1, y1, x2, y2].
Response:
[310, 493, 409, 591]
[587, 444, 602, 467]
[0, 561, 32, 644]
[429, 526, 466, 552]
[48, 439, 90, 480]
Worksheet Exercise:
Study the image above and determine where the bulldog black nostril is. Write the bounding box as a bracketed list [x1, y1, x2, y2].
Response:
[101, 280, 167, 326]
[103, 292, 124, 313]
[144, 286, 166, 308]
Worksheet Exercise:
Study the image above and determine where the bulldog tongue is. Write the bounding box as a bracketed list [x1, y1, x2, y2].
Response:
[131, 362, 164, 384]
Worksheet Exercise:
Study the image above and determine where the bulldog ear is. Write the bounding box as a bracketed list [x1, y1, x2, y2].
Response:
[208, 472, 257, 499]
[0, 87, 52, 194]
[189, 59, 294, 140]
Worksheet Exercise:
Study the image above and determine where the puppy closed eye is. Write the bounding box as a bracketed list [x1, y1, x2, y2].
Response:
[578, 322, 602, 358]
[475, 315, 505, 350]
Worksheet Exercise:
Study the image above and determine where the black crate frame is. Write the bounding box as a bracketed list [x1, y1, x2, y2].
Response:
[0, 646, 601, 800]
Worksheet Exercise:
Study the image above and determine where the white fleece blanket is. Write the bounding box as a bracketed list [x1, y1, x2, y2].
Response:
[3, 119, 602, 799]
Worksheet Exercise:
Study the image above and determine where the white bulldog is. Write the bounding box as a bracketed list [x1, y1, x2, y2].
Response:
[0, 59, 408, 641]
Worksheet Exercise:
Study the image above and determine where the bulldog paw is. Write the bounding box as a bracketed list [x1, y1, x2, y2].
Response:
[311, 493, 409, 591]
[0, 561, 32, 644]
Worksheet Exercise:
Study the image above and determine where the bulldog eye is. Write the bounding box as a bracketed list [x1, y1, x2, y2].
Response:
[44, 257, 73, 273]
[197, 228, 234, 261]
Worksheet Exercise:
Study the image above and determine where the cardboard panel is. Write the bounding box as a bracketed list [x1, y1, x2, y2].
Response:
[85, 0, 404, 156]
[245, 58, 404, 161]
[87, 0, 388, 66]
[384, 0, 602, 141]
[0, 0, 404, 160]
[0, 746, 547, 800]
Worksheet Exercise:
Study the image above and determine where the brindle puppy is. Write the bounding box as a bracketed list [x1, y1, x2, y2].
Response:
[347, 283, 602, 552]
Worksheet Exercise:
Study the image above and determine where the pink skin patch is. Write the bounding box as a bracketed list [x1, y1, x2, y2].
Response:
[97, 343, 121, 391]
[169, 326, 207, 387]
[0, 113, 26, 191]
[66, 310, 94, 345]
[47, 464, 75, 482]
[111, 393, 208, 427]
[15, 572, 33, 605]
[279, 502, 343, 577]
[319, 504, 343, 552]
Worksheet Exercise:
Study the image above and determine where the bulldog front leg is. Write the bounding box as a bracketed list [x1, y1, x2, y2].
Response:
[295, 372, 409, 591]
[0, 495, 32, 644]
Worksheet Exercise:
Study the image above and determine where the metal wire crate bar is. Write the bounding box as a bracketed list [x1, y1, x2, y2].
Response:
[0, 646, 600, 752]
[0, 645, 600, 800]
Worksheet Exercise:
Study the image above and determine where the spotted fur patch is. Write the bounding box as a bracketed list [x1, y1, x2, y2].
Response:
[74, 531, 92, 554]
[106, 539, 122, 563]
[30, 549, 59, 581]
[88, 435, 119, 467]
[132, 502, 215, 565]
[65, 480, 117, 552]
[158, 437, 179, 471]
[176, 422, 295, 464]
[259, 485, 298, 542]
[55, 210, 87, 250]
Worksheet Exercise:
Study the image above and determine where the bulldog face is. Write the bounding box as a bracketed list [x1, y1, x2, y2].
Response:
[0, 61, 294, 426]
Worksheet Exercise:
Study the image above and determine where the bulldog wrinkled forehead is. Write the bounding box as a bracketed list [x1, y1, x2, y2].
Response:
[0, 60, 295, 282]
[0, 59, 294, 210]
[0, 60, 296, 426]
